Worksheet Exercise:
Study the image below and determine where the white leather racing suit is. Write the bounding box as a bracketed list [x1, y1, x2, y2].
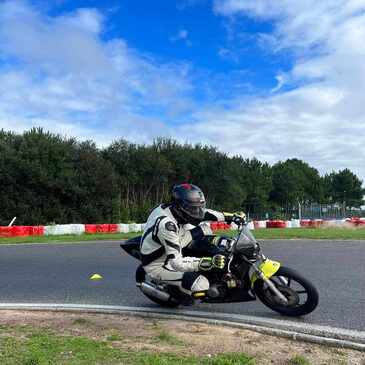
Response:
[140, 204, 225, 293]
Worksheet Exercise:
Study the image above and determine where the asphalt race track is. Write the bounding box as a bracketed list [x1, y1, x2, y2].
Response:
[0, 239, 364, 331]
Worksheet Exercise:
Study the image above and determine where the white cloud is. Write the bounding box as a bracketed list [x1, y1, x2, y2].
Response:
[270, 73, 286, 93]
[0, 0, 193, 144]
[2, 0, 365, 182]
[218, 47, 239, 63]
[191, 0, 365, 180]
[170, 29, 192, 46]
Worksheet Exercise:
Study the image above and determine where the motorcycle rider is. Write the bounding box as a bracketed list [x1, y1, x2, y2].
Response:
[140, 183, 245, 299]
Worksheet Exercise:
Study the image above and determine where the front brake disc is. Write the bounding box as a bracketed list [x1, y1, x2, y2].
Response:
[267, 285, 300, 307]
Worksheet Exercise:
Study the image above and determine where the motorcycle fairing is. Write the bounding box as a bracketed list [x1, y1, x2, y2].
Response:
[250, 259, 281, 287]
[120, 236, 142, 260]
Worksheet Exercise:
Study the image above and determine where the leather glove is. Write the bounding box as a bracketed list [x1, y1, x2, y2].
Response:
[199, 254, 226, 271]
[224, 211, 246, 225]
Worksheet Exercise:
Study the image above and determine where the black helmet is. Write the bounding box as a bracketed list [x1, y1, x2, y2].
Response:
[170, 183, 206, 225]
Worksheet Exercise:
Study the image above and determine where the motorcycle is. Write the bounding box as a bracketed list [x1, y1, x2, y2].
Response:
[121, 223, 319, 317]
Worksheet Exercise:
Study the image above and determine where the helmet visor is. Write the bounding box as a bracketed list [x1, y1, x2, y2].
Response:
[180, 201, 206, 219]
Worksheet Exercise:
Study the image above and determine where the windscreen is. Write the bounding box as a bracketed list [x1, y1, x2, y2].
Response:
[236, 225, 257, 246]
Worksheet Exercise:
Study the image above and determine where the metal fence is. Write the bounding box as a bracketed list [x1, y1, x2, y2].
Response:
[246, 203, 365, 221]
[299, 204, 365, 220]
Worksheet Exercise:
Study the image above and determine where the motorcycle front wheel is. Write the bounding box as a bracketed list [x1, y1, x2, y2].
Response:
[254, 266, 319, 317]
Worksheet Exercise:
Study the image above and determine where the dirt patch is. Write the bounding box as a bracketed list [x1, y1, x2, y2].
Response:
[0, 310, 363, 364]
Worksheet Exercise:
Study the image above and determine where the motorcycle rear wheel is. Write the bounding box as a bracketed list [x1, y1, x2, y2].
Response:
[254, 266, 319, 317]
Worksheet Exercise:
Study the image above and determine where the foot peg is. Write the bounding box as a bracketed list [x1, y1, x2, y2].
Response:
[192, 291, 206, 298]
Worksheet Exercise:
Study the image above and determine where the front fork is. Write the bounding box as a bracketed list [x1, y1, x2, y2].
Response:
[249, 258, 288, 304]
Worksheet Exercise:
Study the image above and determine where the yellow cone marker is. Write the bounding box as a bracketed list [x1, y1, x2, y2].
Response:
[89, 273, 103, 281]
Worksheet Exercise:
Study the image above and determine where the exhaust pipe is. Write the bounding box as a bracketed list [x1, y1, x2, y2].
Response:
[140, 282, 170, 302]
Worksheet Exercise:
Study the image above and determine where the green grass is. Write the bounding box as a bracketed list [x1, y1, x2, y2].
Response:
[0, 232, 139, 244]
[2, 226, 365, 245]
[72, 318, 92, 326]
[155, 330, 186, 346]
[288, 355, 311, 365]
[225, 227, 365, 240]
[0, 329, 254, 365]
[106, 334, 123, 342]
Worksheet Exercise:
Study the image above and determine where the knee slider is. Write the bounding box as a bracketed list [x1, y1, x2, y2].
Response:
[182, 272, 209, 292]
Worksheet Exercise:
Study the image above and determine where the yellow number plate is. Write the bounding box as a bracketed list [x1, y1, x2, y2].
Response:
[251, 259, 281, 287]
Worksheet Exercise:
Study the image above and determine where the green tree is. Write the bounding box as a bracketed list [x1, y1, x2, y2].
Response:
[323, 169, 364, 207]
[269, 159, 323, 218]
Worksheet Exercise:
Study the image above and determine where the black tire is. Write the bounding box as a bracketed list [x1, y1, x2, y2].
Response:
[135, 265, 180, 308]
[254, 266, 319, 317]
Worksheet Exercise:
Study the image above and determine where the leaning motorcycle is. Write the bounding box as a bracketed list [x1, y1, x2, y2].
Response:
[121, 223, 319, 317]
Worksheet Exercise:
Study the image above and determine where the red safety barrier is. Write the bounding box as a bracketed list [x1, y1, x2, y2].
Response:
[109, 224, 118, 233]
[308, 220, 323, 228]
[217, 221, 225, 230]
[300, 219, 311, 227]
[85, 224, 97, 234]
[347, 217, 365, 226]
[87, 224, 115, 234]
[266, 220, 286, 228]
[11, 226, 32, 236]
[0, 226, 45, 237]
[96, 224, 109, 233]
[210, 222, 219, 231]
[31, 226, 44, 236]
[210, 222, 231, 231]
[0, 227, 12, 237]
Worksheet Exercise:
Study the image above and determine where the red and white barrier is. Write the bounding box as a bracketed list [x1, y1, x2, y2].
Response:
[254, 220, 267, 229]
[2, 217, 365, 239]
[45, 224, 85, 235]
[0, 226, 44, 237]
[117, 224, 130, 233]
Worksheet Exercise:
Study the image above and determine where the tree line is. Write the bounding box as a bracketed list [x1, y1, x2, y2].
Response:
[0, 128, 363, 225]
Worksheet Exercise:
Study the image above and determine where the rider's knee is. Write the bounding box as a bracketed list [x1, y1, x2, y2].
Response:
[182, 272, 209, 292]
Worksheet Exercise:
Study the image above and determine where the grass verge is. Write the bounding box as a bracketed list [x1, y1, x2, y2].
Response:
[0, 311, 362, 365]
[2, 227, 365, 244]
[0, 232, 138, 244]
[228, 227, 365, 240]
[0, 331, 253, 365]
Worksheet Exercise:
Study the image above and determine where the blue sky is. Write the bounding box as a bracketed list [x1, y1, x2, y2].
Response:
[49, 0, 288, 101]
[1, 0, 365, 180]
